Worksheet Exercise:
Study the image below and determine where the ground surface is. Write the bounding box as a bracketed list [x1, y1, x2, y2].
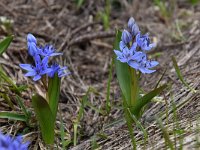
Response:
[0, 0, 200, 149]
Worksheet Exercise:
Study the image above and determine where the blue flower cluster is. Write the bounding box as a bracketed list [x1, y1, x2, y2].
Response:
[114, 17, 159, 74]
[0, 132, 30, 150]
[20, 34, 70, 81]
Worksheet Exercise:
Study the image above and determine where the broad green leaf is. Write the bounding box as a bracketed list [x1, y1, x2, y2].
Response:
[48, 74, 61, 123]
[0, 111, 26, 122]
[172, 56, 196, 93]
[114, 30, 132, 106]
[132, 84, 167, 118]
[32, 94, 54, 144]
[0, 35, 13, 56]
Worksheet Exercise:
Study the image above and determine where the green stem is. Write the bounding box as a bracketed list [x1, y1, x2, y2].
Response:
[129, 67, 138, 108]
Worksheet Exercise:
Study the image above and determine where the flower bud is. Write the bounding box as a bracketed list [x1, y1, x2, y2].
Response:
[121, 30, 132, 44]
[131, 23, 139, 36]
[128, 17, 135, 30]
[27, 33, 37, 44]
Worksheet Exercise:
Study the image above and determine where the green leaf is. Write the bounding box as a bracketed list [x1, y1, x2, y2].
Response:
[114, 30, 132, 106]
[16, 95, 31, 121]
[75, 0, 85, 8]
[172, 56, 196, 93]
[0, 35, 13, 56]
[105, 56, 114, 114]
[48, 74, 61, 122]
[156, 117, 175, 150]
[0, 111, 27, 122]
[32, 94, 54, 144]
[132, 84, 167, 118]
[0, 66, 21, 95]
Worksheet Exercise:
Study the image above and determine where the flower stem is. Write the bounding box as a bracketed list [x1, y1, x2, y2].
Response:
[129, 67, 138, 108]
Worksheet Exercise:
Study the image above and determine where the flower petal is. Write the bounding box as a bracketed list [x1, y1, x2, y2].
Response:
[128, 61, 140, 69]
[130, 42, 137, 54]
[19, 64, 34, 71]
[24, 71, 36, 77]
[33, 75, 41, 81]
[114, 50, 123, 58]
[139, 67, 156, 74]
[119, 41, 126, 51]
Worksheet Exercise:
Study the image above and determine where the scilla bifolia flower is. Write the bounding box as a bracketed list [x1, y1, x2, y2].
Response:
[20, 33, 70, 81]
[0, 132, 30, 150]
[113, 17, 166, 149]
[114, 17, 158, 74]
[19, 34, 70, 144]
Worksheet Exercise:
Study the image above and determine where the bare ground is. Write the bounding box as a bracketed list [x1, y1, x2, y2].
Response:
[0, 0, 200, 149]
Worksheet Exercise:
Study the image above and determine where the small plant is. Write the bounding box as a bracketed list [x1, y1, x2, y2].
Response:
[0, 131, 30, 150]
[19, 34, 70, 144]
[98, 0, 111, 30]
[113, 17, 166, 149]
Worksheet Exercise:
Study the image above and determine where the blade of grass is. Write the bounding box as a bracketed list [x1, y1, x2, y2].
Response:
[172, 56, 196, 93]
[16, 95, 31, 120]
[59, 110, 71, 150]
[105, 56, 114, 114]
[73, 89, 89, 146]
[0, 35, 13, 56]
[0, 111, 27, 122]
[156, 117, 175, 150]
[154, 69, 167, 89]
[127, 108, 148, 146]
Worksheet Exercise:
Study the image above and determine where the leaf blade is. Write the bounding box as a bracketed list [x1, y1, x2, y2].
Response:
[0, 35, 13, 56]
[0, 111, 27, 122]
[32, 94, 54, 144]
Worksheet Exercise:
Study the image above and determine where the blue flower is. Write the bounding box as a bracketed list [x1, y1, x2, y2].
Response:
[19, 55, 52, 81]
[128, 53, 159, 74]
[128, 17, 139, 36]
[121, 29, 132, 44]
[136, 32, 156, 51]
[27, 33, 37, 43]
[114, 41, 139, 63]
[48, 64, 70, 78]
[27, 33, 39, 56]
[39, 45, 62, 57]
[58, 66, 70, 77]
[0, 132, 30, 150]
[20, 33, 70, 80]
[114, 17, 159, 74]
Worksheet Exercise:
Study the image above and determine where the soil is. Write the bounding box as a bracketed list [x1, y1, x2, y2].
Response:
[0, 0, 200, 149]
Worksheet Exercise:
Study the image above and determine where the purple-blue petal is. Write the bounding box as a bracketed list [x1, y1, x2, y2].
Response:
[24, 71, 36, 77]
[49, 52, 63, 57]
[19, 64, 34, 71]
[27, 33, 37, 44]
[119, 41, 126, 51]
[128, 61, 140, 69]
[139, 67, 156, 74]
[114, 50, 123, 58]
[33, 75, 41, 81]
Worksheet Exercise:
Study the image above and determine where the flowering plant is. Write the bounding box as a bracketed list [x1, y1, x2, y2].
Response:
[19, 34, 70, 144]
[0, 131, 30, 150]
[113, 17, 166, 148]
